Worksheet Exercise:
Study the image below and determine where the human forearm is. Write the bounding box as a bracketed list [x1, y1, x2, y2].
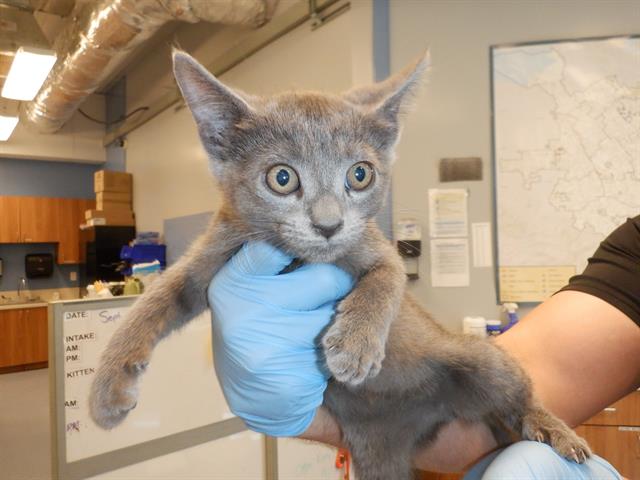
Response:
[495, 290, 640, 427]
[301, 290, 640, 473]
[298, 407, 343, 445]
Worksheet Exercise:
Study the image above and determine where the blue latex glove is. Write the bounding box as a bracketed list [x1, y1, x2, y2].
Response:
[208, 241, 353, 437]
[464, 441, 622, 480]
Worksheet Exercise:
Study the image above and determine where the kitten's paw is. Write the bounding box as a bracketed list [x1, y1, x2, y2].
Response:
[89, 349, 150, 430]
[322, 314, 385, 386]
[523, 414, 592, 463]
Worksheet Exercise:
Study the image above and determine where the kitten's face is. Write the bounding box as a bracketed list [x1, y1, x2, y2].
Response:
[173, 51, 426, 262]
[224, 93, 392, 262]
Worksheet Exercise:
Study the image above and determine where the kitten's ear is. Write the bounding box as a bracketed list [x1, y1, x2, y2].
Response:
[172, 49, 253, 168]
[345, 51, 429, 148]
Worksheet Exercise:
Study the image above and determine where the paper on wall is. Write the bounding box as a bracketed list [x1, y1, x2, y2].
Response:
[430, 238, 470, 287]
[428, 189, 469, 237]
[471, 222, 493, 267]
[396, 218, 422, 240]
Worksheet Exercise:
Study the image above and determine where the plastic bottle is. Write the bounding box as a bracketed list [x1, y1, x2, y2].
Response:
[485, 319, 502, 336]
[501, 303, 519, 332]
[463, 316, 487, 337]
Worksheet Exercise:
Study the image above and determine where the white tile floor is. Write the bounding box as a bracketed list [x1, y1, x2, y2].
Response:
[0, 369, 51, 480]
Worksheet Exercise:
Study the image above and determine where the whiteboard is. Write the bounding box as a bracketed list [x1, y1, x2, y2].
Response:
[88, 431, 265, 480]
[49, 296, 260, 479]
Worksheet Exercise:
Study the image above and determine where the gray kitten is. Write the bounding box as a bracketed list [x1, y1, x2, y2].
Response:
[89, 50, 590, 479]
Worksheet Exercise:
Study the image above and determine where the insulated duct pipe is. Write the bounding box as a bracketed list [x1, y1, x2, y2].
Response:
[22, 0, 277, 133]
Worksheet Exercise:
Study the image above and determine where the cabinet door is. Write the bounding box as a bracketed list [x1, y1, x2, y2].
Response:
[0, 196, 21, 243]
[55, 198, 95, 264]
[19, 197, 58, 243]
[0, 309, 24, 367]
[575, 425, 640, 479]
[56, 198, 82, 264]
[584, 391, 640, 427]
[0, 308, 48, 367]
[22, 307, 48, 364]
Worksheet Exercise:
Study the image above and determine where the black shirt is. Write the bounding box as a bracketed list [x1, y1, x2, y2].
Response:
[560, 215, 640, 327]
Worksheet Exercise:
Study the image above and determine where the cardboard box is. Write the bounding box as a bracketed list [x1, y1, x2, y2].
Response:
[85, 203, 133, 217]
[86, 218, 106, 226]
[94, 170, 132, 193]
[97, 199, 132, 211]
[96, 191, 132, 204]
[85, 209, 135, 226]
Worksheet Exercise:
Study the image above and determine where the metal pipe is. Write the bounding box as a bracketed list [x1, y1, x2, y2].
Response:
[22, 0, 276, 133]
[102, 0, 347, 146]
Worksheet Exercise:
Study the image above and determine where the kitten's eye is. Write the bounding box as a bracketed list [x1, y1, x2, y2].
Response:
[266, 164, 300, 195]
[346, 162, 374, 191]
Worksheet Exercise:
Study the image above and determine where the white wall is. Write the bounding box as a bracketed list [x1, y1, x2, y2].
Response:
[127, 6, 355, 234]
[0, 94, 106, 164]
[389, 0, 640, 330]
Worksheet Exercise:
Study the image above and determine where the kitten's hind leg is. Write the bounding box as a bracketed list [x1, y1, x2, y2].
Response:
[350, 448, 415, 480]
[346, 431, 417, 480]
[521, 402, 591, 463]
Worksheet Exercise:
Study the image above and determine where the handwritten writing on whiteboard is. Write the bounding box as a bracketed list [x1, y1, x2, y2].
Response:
[66, 421, 80, 434]
[98, 310, 122, 323]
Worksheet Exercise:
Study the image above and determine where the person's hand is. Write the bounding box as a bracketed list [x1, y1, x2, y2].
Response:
[463, 441, 622, 480]
[208, 241, 353, 437]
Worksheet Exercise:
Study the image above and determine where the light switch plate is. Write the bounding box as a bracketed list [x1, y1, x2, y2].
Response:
[70, 271, 77, 281]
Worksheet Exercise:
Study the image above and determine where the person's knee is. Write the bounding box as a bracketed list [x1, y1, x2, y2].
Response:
[479, 441, 621, 480]
[482, 441, 560, 478]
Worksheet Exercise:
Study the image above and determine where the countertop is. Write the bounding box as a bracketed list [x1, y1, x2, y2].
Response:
[0, 301, 49, 311]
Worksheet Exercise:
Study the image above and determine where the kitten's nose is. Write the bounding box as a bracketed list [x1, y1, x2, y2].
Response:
[310, 194, 343, 239]
[313, 221, 343, 239]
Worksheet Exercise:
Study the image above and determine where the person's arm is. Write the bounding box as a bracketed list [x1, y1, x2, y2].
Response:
[300, 290, 640, 472]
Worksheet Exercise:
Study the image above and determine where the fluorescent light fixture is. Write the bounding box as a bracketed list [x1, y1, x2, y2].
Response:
[0, 115, 19, 141]
[2, 47, 57, 101]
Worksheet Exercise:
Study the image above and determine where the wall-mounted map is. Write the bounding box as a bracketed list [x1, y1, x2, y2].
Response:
[492, 36, 639, 302]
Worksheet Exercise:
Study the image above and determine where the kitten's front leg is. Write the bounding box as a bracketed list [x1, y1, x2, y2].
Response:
[323, 234, 405, 385]
[89, 217, 242, 429]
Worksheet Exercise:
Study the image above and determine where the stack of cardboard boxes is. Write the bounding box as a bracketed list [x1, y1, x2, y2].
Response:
[85, 170, 135, 226]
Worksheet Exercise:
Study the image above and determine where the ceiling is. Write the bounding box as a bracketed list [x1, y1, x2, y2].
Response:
[0, 0, 74, 92]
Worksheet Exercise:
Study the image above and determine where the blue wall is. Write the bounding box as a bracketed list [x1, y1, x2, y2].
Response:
[0, 157, 100, 198]
[0, 244, 78, 292]
[0, 157, 101, 292]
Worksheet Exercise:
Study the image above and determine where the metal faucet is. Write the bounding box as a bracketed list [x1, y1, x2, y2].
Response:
[17, 277, 27, 299]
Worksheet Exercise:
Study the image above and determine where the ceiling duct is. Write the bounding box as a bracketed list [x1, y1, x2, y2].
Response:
[22, 0, 277, 133]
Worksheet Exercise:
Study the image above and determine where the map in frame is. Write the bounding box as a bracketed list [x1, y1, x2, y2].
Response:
[492, 35, 640, 302]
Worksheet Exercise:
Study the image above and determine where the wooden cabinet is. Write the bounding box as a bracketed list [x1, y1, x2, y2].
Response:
[56, 198, 94, 264]
[575, 425, 639, 478]
[0, 196, 21, 243]
[576, 391, 640, 479]
[0, 196, 94, 264]
[418, 394, 640, 480]
[19, 196, 58, 243]
[0, 307, 48, 369]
